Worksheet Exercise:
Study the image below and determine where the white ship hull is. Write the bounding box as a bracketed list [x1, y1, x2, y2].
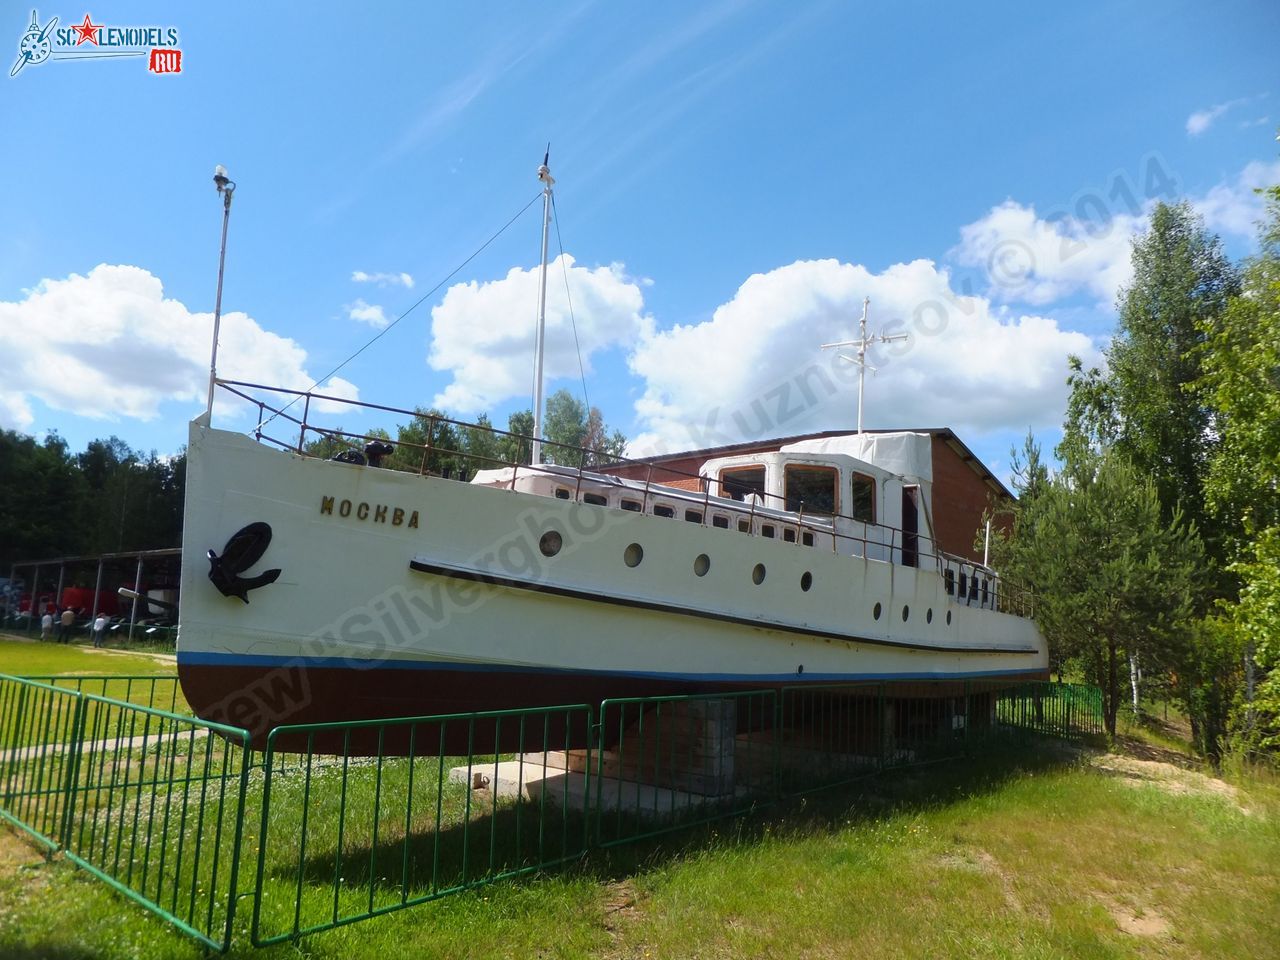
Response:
[177, 422, 1048, 746]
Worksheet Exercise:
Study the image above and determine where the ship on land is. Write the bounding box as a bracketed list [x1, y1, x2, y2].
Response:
[176, 159, 1048, 751]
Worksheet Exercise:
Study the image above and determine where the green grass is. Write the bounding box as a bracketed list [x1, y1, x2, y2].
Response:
[2, 738, 1278, 959]
[0, 634, 176, 678]
[1, 655, 1275, 958]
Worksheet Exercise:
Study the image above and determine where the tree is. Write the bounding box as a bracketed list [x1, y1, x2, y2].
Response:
[541, 389, 628, 467]
[997, 446, 1205, 737]
[1199, 183, 1280, 754]
[1063, 202, 1240, 552]
[1198, 184, 1280, 552]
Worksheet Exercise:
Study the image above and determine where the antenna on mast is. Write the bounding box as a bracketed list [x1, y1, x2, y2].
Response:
[531, 146, 555, 465]
[820, 297, 908, 434]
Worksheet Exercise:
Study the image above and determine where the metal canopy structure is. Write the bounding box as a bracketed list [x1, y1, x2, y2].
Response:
[6, 547, 181, 642]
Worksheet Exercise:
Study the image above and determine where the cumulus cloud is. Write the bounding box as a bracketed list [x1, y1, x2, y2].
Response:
[951, 159, 1280, 308]
[1186, 99, 1246, 136]
[352, 270, 414, 288]
[626, 258, 1099, 456]
[950, 200, 1144, 306]
[1193, 159, 1280, 237]
[0, 264, 357, 430]
[346, 298, 390, 328]
[428, 254, 652, 413]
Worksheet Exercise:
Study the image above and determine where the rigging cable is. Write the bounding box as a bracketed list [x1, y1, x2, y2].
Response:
[551, 193, 590, 417]
[255, 190, 544, 432]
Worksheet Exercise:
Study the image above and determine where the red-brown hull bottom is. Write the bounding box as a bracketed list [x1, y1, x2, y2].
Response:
[177, 660, 1050, 755]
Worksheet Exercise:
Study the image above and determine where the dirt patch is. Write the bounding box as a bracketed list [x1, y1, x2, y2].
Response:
[1097, 893, 1172, 938]
[0, 831, 45, 873]
[1090, 753, 1247, 811]
[937, 848, 1043, 919]
[601, 878, 641, 938]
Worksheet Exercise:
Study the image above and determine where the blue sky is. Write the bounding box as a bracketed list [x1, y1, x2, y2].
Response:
[2, 0, 1278, 481]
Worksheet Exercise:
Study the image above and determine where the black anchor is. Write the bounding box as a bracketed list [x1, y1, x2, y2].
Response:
[207, 522, 282, 604]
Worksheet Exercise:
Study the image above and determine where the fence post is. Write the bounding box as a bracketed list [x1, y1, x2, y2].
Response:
[4, 685, 30, 806]
[57, 693, 88, 849]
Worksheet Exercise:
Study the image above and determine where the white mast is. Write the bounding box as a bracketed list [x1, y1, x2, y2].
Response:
[820, 297, 908, 434]
[203, 164, 236, 425]
[530, 149, 555, 465]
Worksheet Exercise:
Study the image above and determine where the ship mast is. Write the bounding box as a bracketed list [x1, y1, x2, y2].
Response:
[530, 149, 555, 465]
[820, 297, 908, 434]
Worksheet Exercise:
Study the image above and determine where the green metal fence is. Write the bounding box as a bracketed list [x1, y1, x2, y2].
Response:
[0, 673, 1105, 952]
[249, 704, 595, 946]
[20, 674, 185, 714]
[0, 675, 85, 849]
[0, 673, 252, 952]
[594, 690, 777, 848]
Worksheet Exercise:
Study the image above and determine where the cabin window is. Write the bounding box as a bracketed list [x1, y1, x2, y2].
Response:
[944, 569, 956, 595]
[958, 572, 968, 599]
[720, 466, 766, 502]
[621, 499, 642, 512]
[761, 524, 776, 539]
[850, 473, 875, 523]
[583, 493, 607, 506]
[653, 504, 675, 518]
[685, 509, 703, 524]
[555, 488, 571, 500]
[981, 579, 990, 606]
[713, 515, 730, 529]
[783, 528, 797, 543]
[738, 519, 751, 533]
[802, 531, 815, 547]
[785, 465, 838, 515]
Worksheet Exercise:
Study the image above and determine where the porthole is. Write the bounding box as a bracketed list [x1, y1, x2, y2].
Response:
[873, 602, 882, 621]
[694, 554, 711, 577]
[538, 531, 562, 557]
[800, 571, 813, 592]
[946, 610, 952, 626]
[902, 605, 910, 622]
[624, 543, 644, 567]
[752, 563, 766, 585]
[926, 608, 933, 624]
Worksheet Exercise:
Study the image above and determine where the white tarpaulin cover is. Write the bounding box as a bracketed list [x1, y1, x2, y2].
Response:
[780, 432, 933, 483]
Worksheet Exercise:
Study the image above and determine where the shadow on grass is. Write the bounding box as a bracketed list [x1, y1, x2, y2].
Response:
[261, 736, 1088, 930]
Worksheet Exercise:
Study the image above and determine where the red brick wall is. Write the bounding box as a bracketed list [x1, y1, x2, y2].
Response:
[928, 436, 1008, 562]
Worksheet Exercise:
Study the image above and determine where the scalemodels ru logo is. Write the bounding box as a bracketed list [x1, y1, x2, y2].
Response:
[10, 9, 182, 77]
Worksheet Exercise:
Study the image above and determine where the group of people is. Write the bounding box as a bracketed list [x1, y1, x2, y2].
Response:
[39, 608, 110, 647]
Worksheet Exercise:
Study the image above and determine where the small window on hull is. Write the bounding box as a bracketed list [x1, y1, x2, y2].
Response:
[713, 515, 730, 529]
[761, 525, 776, 539]
[738, 519, 750, 533]
[653, 505, 675, 518]
[801, 531, 815, 547]
[555, 488, 571, 500]
[945, 569, 956, 595]
[783, 529, 796, 543]
[583, 493, 608, 506]
[685, 510, 703, 524]
[621, 499, 642, 512]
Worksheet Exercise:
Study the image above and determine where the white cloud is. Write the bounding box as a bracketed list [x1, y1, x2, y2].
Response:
[428, 254, 652, 413]
[1186, 99, 1246, 136]
[950, 200, 1144, 306]
[346, 298, 390, 328]
[1192, 159, 1280, 237]
[950, 158, 1280, 308]
[626, 258, 1099, 457]
[0, 264, 358, 430]
[352, 270, 414, 288]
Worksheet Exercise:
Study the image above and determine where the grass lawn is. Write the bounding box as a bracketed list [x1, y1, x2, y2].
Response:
[1, 726, 1277, 959]
[0, 633, 176, 679]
